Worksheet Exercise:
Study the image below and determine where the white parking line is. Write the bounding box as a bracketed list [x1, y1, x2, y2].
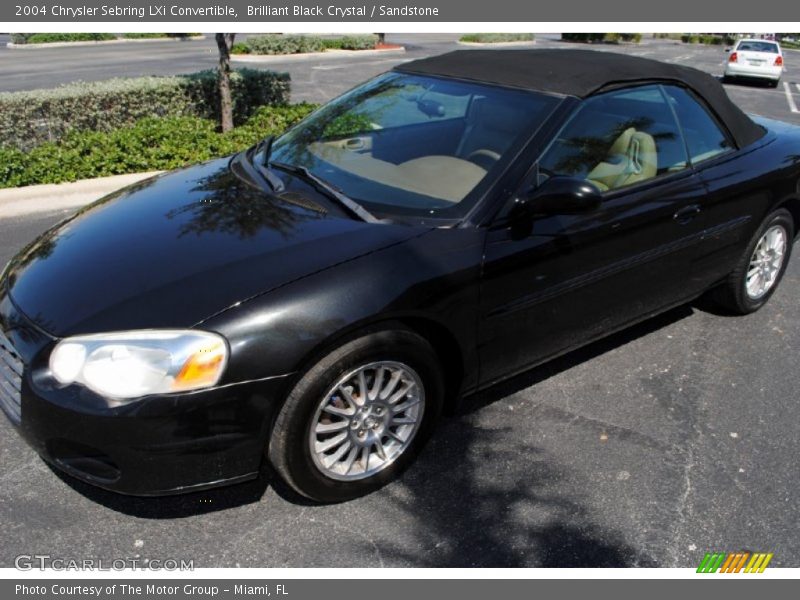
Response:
[666, 54, 693, 64]
[784, 81, 800, 113]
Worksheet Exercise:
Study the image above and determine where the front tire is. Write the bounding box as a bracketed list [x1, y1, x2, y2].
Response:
[268, 327, 444, 503]
[712, 208, 793, 314]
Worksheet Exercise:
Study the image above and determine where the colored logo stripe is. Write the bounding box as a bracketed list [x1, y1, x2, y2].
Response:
[745, 553, 773, 573]
[697, 552, 773, 573]
[697, 553, 725, 573]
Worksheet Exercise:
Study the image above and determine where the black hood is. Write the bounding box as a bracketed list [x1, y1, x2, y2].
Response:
[3, 158, 423, 337]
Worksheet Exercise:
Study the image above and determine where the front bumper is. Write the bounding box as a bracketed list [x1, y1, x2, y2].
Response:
[0, 292, 290, 496]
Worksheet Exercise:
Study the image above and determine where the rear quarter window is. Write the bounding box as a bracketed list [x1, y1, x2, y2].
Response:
[662, 85, 733, 165]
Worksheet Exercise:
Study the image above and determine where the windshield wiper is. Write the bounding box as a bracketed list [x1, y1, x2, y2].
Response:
[248, 136, 285, 193]
[270, 161, 380, 223]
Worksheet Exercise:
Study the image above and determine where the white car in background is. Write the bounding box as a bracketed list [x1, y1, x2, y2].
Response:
[724, 39, 784, 86]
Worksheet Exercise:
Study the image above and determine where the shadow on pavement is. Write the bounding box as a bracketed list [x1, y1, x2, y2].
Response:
[371, 421, 658, 566]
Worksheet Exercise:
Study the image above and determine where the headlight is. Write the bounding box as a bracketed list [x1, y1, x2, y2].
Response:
[49, 330, 228, 400]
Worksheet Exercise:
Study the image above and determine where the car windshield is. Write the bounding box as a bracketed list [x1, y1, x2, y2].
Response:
[737, 41, 779, 53]
[267, 72, 559, 219]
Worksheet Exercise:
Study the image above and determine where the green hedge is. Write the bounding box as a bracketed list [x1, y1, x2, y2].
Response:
[459, 33, 534, 43]
[121, 33, 202, 39]
[322, 35, 380, 50]
[11, 33, 116, 44]
[0, 69, 291, 151]
[561, 33, 642, 43]
[681, 34, 736, 45]
[0, 104, 317, 189]
[233, 34, 378, 55]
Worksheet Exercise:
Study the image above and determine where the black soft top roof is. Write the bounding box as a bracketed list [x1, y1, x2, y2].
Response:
[395, 49, 765, 148]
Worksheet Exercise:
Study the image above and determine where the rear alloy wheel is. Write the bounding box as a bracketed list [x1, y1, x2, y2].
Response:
[745, 225, 787, 300]
[268, 328, 443, 502]
[713, 208, 793, 314]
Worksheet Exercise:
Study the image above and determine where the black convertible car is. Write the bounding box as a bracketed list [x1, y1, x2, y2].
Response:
[1, 50, 799, 502]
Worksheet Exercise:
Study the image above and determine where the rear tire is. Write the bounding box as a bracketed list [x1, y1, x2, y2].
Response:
[712, 208, 793, 314]
[268, 327, 444, 503]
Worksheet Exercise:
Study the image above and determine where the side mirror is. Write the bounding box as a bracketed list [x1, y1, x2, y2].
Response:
[725, 47, 731, 52]
[522, 176, 602, 217]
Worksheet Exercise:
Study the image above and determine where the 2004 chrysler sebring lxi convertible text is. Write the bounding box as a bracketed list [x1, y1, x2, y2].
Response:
[1, 50, 799, 502]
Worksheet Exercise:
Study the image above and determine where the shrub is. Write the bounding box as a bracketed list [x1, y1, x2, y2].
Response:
[561, 33, 641, 43]
[121, 33, 167, 39]
[681, 34, 735, 45]
[121, 33, 201, 39]
[459, 33, 534, 43]
[235, 34, 378, 55]
[0, 104, 318, 189]
[321, 35, 379, 50]
[242, 34, 325, 55]
[0, 69, 291, 151]
[561, 33, 607, 43]
[11, 33, 116, 44]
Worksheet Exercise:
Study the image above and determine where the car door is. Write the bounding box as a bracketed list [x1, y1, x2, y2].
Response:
[659, 84, 769, 288]
[478, 84, 710, 385]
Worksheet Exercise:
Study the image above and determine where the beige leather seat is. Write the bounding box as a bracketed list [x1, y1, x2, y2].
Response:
[587, 127, 657, 191]
[456, 97, 529, 166]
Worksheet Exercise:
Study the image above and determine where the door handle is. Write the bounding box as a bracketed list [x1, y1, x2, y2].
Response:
[673, 204, 701, 224]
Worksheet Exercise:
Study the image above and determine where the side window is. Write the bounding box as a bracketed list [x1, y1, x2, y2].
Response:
[662, 85, 733, 164]
[539, 85, 688, 192]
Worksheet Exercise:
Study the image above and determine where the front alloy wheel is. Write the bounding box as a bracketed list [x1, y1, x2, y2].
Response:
[309, 361, 425, 481]
[269, 327, 443, 503]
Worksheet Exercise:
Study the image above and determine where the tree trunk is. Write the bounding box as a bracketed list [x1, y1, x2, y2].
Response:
[215, 33, 236, 132]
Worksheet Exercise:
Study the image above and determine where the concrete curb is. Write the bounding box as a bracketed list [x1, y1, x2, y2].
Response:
[457, 40, 537, 47]
[0, 172, 162, 219]
[231, 46, 406, 63]
[7, 36, 205, 50]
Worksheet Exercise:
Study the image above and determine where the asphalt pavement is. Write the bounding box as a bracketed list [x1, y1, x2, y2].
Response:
[1, 34, 799, 568]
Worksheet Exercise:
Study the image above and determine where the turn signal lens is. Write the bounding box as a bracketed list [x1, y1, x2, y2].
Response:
[173, 340, 227, 392]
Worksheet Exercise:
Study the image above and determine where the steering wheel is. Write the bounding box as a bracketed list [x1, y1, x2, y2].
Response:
[466, 148, 501, 170]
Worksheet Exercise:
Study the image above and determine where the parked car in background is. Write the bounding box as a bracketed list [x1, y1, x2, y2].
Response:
[724, 38, 784, 86]
[2, 50, 800, 503]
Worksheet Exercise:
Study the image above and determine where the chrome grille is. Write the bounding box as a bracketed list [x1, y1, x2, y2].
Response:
[0, 330, 22, 424]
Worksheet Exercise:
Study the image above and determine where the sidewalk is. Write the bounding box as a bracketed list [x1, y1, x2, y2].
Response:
[0, 172, 160, 219]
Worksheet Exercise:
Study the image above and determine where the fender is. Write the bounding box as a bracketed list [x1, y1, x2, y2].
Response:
[200, 227, 486, 397]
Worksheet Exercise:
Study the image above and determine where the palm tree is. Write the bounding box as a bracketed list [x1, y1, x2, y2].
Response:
[215, 33, 236, 132]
